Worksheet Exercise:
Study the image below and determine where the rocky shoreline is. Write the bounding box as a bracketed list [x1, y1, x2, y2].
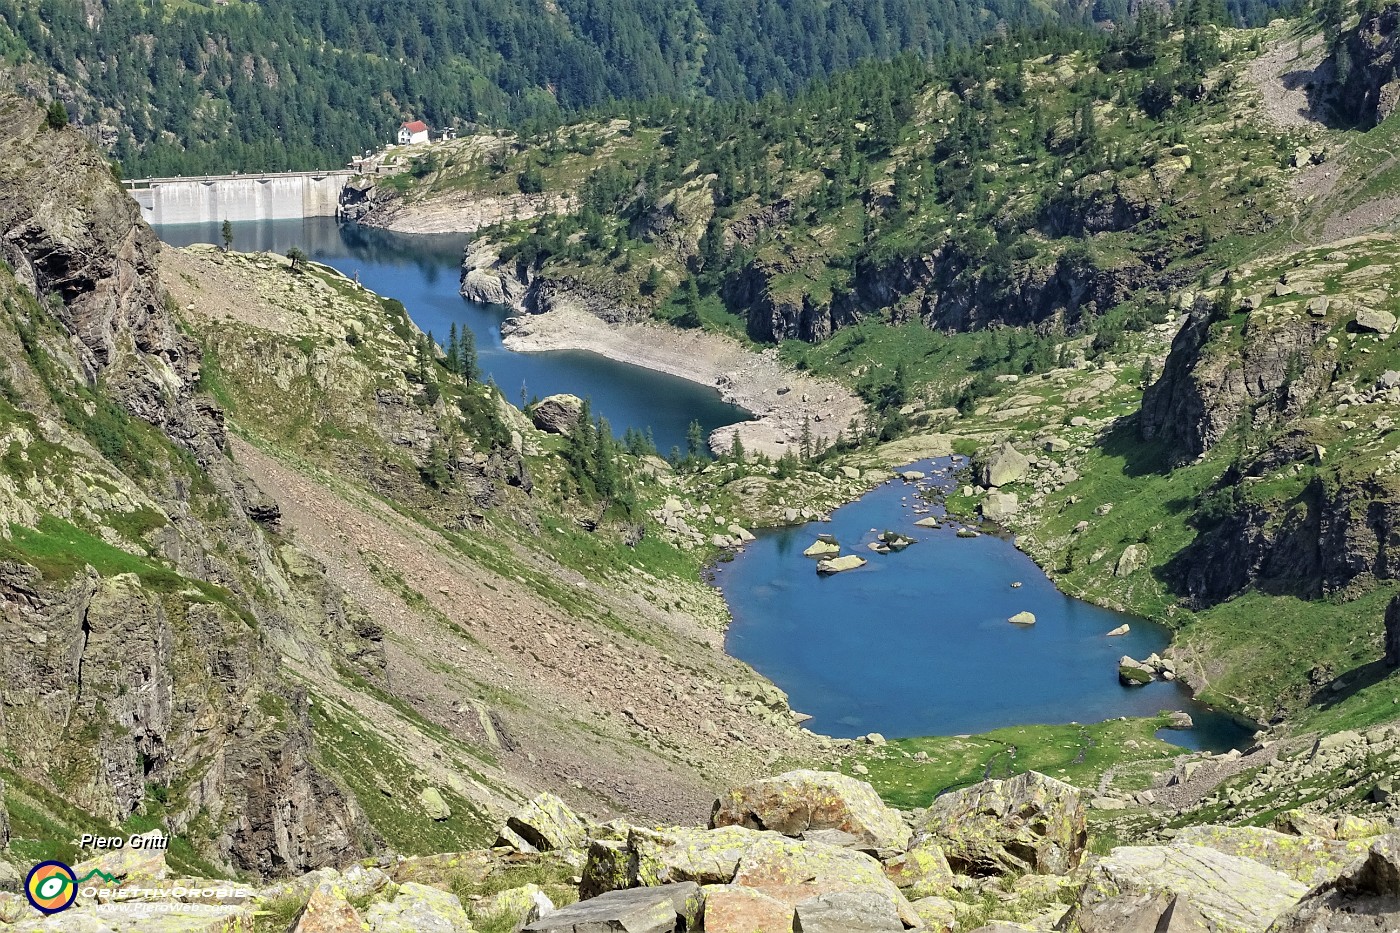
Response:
[457, 237, 864, 459]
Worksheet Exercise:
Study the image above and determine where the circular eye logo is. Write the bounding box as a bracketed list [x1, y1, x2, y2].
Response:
[25, 861, 79, 914]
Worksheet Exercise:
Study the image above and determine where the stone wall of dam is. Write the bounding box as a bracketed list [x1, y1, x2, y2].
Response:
[126, 172, 354, 225]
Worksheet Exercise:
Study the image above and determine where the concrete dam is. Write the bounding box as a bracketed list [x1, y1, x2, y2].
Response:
[126, 171, 354, 226]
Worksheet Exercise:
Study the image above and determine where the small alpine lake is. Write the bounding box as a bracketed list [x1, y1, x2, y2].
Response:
[715, 456, 1254, 752]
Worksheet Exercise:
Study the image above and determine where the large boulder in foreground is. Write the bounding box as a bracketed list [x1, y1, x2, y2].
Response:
[1073, 891, 1210, 933]
[523, 882, 701, 933]
[530, 394, 585, 436]
[915, 771, 1086, 876]
[711, 770, 912, 854]
[497, 793, 590, 853]
[362, 882, 476, 933]
[1078, 843, 1306, 933]
[792, 890, 904, 932]
[1268, 834, 1400, 933]
[700, 884, 796, 932]
[730, 834, 919, 927]
[1173, 824, 1373, 886]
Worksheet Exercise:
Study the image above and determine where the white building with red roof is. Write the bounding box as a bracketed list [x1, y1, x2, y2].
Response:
[397, 120, 429, 145]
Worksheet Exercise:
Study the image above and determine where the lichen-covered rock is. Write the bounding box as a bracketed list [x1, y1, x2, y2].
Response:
[632, 825, 764, 888]
[701, 883, 796, 932]
[1079, 844, 1306, 933]
[477, 883, 554, 930]
[1275, 810, 1391, 842]
[792, 890, 903, 932]
[711, 770, 911, 854]
[1173, 824, 1373, 886]
[292, 880, 367, 933]
[363, 881, 475, 932]
[523, 881, 701, 932]
[730, 834, 918, 927]
[882, 838, 955, 898]
[499, 793, 589, 853]
[1268, 834, 1400, 932]
[915, 771, 1087, 876]
[581, 840, 634, 899]
[909, 896, 957, 933]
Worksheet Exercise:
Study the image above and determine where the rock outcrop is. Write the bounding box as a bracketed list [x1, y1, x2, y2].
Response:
[0, 94, 379, 878]
[530, 394, 585, 436]
[710, 770, 912, 854]
[1332, 4, 1400, 127]
[914, 771, 1087, 876]
[1141, 299, 1334, 463]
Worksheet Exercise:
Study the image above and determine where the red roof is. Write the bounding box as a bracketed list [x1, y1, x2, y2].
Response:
[400, 120, 428, 133]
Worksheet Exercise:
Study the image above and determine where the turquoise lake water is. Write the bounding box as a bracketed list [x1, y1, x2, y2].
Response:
[156, 220, 1251, 752]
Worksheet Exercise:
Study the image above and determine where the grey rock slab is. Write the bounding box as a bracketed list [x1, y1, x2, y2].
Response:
[1080, 843, 1306, 933]
[792, 891, 903, 932]
[523, 882, 701, 933]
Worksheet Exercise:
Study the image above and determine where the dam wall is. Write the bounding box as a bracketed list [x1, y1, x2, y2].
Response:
[126, 171, 354, 226]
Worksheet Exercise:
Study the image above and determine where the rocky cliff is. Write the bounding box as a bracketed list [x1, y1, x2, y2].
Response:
[1333, 3, 1400, 126]
[0, 95, 380, 877]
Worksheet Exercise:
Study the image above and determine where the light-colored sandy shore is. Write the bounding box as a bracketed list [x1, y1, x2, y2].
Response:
[362, 191, 569, 235]
[502, 307, 865, 458]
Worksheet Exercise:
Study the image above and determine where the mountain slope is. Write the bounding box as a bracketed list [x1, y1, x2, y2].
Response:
[0, 94, 824, 879]
[1, 0, 1135, 176]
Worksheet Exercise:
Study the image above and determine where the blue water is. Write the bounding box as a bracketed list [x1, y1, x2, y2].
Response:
[155, 220, 1249, 752]
[716, 457, 1253, 752]
[154, 218, 749, 455]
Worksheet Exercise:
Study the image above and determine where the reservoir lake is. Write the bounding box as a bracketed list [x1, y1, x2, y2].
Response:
[157, 218, 1251, 752]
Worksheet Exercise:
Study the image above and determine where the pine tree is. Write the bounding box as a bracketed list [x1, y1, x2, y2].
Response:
[221, 219, 233, 252]
[686, 419, 705, 459]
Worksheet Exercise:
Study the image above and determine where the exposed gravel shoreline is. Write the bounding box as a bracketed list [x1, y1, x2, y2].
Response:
[501, 306, 865, 458]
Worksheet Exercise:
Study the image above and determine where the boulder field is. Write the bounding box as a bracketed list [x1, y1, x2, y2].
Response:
[4, 768, 1396, 932]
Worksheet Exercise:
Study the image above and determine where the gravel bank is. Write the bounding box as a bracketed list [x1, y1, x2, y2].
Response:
[502, 306, 865, 459]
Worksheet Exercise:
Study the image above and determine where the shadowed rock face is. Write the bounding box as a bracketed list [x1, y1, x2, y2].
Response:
[1140, 300, 1335, 464]
[1332, 5, 1400, 127]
